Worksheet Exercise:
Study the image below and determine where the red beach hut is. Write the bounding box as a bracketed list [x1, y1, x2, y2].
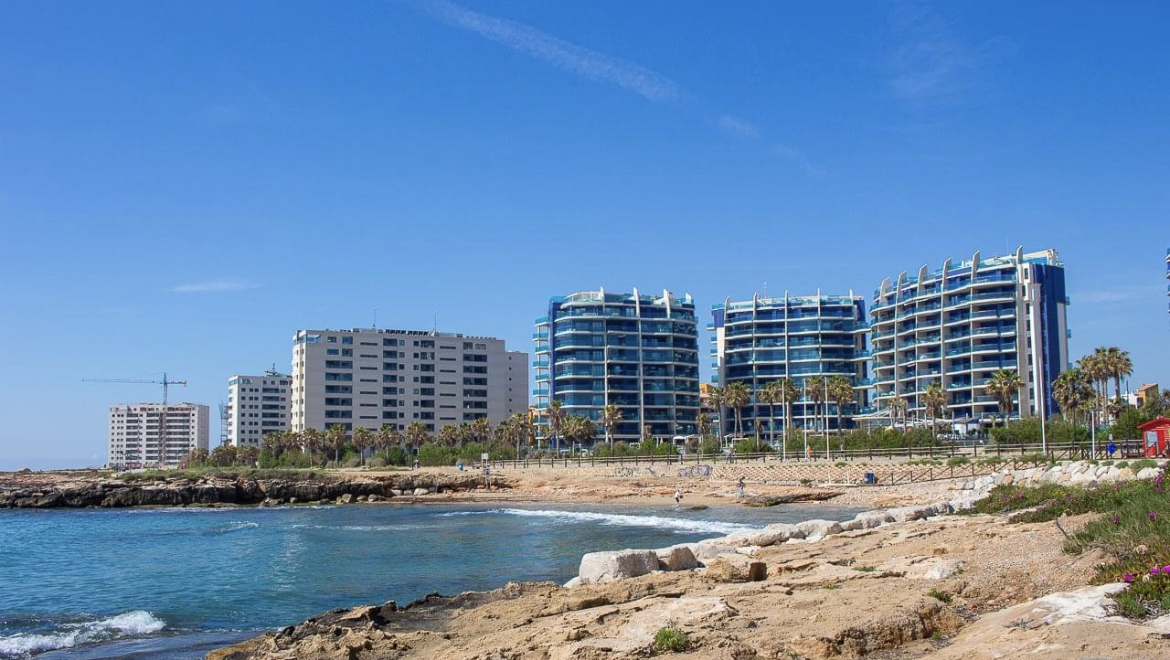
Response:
[1137, 417, 1170, 458]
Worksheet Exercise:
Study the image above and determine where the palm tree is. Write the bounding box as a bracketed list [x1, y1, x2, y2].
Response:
[600, 404, 623, 448]
[696, 412, 712, 442]
[706, 386, 726, 441]
[351, 427, 374, 467]
[301, 428, 323, 466]
[1053, 368, 1093, 445]
[1105, 346, 1132, 411]
[987, 369, 1022, 429]
[806, 376, 828, 438]
[775, 378, 799, 459]
[723, 382, 751, 439]
[437, 424, 461, 448]
[377, 423, 400, 457]
[505, 412, 531, 458]
[326, 424, 347, 465]
[887, 396, 907, 429]
[471, 417, 493, 446]
[922, 382, 947, 442]
[1079, 350, 1109, 423]
[404, 421, 429, 455]
[547, 400, 566, 451]
[262, 431, 284, 458]
[757, 381, 782, 452]
[563, 415, 596, 448]
[827, 376, 854, 437]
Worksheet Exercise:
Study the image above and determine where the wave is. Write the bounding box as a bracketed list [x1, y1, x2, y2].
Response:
[0, 611, 165, 658]
[289, 524, 415, 531]
[439, 508, 752, 535]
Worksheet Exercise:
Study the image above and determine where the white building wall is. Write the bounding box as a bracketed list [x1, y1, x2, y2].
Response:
[107, 403, 210, 469]
[226, 373, 291, 447]
[290, 328, 527, 435]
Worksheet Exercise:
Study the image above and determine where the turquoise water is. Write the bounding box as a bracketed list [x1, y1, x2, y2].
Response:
[0, 502, 860, 659]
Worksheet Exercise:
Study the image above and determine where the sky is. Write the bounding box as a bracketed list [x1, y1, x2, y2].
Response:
[1, 0, 1167, 470]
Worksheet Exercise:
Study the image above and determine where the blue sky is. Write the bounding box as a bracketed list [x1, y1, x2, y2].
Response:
[1, 0, 1167, 469]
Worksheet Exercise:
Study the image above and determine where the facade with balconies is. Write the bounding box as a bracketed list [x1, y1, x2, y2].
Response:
[533, 288, 700, 444]
[863, 247, 1069, 429]
[709, 293, 869, 438]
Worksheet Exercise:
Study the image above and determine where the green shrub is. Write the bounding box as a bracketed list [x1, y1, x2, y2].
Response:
[733, 438, 773, 455]
[417, 445, 456, 467]
[927, 587, 952, 604]
[945, 456, 970, 467]
[1133, 459, 1158, 471]
[652, 621, 689, 653]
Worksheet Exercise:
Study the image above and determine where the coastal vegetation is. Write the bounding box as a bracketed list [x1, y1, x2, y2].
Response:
[968, 463, 1170, 619]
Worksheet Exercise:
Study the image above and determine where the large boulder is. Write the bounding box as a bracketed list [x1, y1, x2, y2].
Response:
[888, 505, 930, 523]
[577, 549, 660, 584]
[690, 542, 741, 565]
[796, 519, 844, 541]
[710, 523, 804, 548]
[705, 554, 767, 583]
[655, 545, 699, 571]
[843, 511, 895, 531]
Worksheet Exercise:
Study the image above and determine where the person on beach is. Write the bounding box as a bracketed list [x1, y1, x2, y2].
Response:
[674, 488, 682, 505]
[737, 476, 746, 499]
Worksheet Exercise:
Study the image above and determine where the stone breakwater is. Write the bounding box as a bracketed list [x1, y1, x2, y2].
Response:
[567, 499, 969, 587]
[0, 472, 507, 509]
[955, 459, 1166, 500]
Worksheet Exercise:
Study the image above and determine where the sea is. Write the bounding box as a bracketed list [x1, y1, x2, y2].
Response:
[0, 501, 861, 659]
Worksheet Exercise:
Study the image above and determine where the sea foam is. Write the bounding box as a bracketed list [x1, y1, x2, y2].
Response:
[0, 611, 165, 658]
[440, 508, 752, 535]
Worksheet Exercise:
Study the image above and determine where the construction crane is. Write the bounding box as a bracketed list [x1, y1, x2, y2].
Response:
[84, 372, 188, 469]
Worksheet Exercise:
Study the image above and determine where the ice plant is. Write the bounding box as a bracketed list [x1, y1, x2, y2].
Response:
[1124, 574, 1135, 583]
[1149, 511, 1157, 521]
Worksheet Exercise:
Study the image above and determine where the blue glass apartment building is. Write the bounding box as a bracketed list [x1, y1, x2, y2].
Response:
[709, 293, 869, 437]
[863, 248, 1069, 427]
[533, 289, 700, 443]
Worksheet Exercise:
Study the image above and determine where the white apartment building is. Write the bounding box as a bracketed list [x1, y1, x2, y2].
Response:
[226, 371, 291, 447]
[290, 328, 528, 434]
[107, 403, 210, 469]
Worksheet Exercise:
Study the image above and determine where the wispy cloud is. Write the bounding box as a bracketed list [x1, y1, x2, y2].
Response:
[773, 143, 826, 177]
[884, 0, 1010, 107]
[410, 0, 682, 103]
[717, 114, 759, 139]
[170, 279, 259, 294]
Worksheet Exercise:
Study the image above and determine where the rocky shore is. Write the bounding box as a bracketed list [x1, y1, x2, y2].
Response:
[208, 462, 1170, 660]
[0, 471, 506, 509]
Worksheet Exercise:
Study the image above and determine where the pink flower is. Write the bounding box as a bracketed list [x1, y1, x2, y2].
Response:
[1152, 566, 1161, 575]
[1164, 565, 1170, 574]
[1149, 512, 1158, 521]
[1112, 515, 1121, 525]
[1124, 573, 1136, 583]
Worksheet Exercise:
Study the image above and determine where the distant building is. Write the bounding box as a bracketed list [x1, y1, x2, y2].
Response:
[865, 247, 1069, 428]
[290, 328, 527, 434]
[533, 288, 700, 444]
[107, 403, 210, 469]
[709, 293, 869, 437]
[1125, 383, 1160, 409]
[226, 371, 291, 447]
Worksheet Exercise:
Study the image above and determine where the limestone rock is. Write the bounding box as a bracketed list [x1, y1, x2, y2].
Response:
[705, 554, 767, 582]
[577, 549, 660, 584]
[655, 545, 699, 571]
[797, 519, 844, 541]
[412, 488, 429, 496]
[690, 542, 740, 565]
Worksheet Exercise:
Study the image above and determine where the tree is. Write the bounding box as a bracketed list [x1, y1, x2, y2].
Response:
[210, 444, 236, 467]
[377, 423, 401, 455]
[987, 369, 1022, 429]
[301, 428, 324, 466]
[757, 381, 782, 453]
[922, 382, 947, 442]
[1053, 368, 1094, 444]
[470, 417, 493, 446]
[187, 446, 210, 467]
[1105, 346, 1133, 411]
[1079, 350, 1109, 423]
[774, 378, 799, 459]
[887, 396, 907, 429]
[563, 415, 596, 447]
[706, 386, 725, 441]
[404, 421, 429, 454]
[723, 382, 751, 438]
[806, 376, 828, 437]
[827, 376, 854, 438]
[326, 424, 347, 465]
[351, 427, 374, 467]
[261, 432, 283, 458]
[237, 445, 259, 467]
[437, 424, 461, 448]
[547, 399, 566, 450]
[600, 404, 623, 448]
[696, 412, 712, 442]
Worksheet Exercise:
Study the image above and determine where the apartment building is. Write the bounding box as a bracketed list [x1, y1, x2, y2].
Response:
[864, 247, 1069, 428]
[709, 292, 869, 437]
[107, 403, 210, 469]
[290, 328, 527, 434]
[226, 370, 291, 447]
[533, 288, 700, 443]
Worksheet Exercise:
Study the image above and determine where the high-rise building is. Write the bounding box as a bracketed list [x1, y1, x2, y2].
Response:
[290, 328, 527, 434]
[709, 293, 869, 438]
[533, 288, 700, 443]
[226, 370, 291, 447]
[865, 247, 1069, 428]
[107, 403, 210, 469]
